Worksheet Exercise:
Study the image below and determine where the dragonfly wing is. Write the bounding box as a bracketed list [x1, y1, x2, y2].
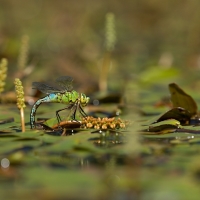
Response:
[55, 76, 73, 91]
[32, 82, 61, 94]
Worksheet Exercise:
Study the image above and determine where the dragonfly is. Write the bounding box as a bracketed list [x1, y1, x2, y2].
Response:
[30, 76, 90, 129]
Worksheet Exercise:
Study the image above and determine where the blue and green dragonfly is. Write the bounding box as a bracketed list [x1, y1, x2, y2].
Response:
[30, 76, 90, 129]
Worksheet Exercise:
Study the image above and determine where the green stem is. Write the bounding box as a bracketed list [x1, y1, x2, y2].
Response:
[20, 108, 25, 132]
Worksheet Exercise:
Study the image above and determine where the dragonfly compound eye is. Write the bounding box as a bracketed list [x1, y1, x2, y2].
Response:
[80, 94, 90, 106]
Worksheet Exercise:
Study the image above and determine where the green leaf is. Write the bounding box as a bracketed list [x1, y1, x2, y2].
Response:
[145, 119, 181, 134]
[168, 83, 198, 117]
[140, 67, 179, 85]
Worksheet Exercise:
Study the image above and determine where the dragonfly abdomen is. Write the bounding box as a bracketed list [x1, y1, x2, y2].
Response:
[30, 94, 59, 129]
[30, 92, 79, 129]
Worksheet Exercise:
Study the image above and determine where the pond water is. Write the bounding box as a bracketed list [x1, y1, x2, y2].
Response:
[1, 88, 200, 200]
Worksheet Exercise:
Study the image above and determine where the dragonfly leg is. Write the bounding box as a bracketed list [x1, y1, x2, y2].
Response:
[56, 104, 73, 124]
[68, 102, 80, 122]
[71, 103, 79, 122]
[78, 105, 88, 117]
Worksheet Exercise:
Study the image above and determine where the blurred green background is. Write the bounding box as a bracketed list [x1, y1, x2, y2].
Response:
[2, 1, 200, 199]
[1, 0, 200, 93]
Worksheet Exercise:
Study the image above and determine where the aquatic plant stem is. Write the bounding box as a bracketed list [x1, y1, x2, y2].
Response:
[99, 13, 116, 92]
[20, 108, 25, 132]
[18, 35, 29, 70]
[99, 52, 111, 92]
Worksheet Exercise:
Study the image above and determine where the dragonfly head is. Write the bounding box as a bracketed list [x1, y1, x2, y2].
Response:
[80, 93, 90, 107]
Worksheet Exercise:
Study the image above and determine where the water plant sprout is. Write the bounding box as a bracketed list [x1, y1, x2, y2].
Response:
[18, 35, 29, 70]
[14, 78, 26, 132]
[99, 13, 117, 92]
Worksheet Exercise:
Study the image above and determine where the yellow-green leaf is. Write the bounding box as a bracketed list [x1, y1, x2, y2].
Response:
[168, 83, 198, 117]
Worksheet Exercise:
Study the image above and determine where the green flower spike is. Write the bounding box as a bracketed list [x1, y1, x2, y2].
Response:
[99, 13, 117, 92]
[14, 78, 26, 132]
[18, 35, 29, 70]
[105, 13, 116, 52]
[0, 58, 8, 93]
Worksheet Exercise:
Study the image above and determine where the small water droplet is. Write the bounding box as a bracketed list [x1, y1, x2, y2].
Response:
[1, 158, 10, 169]
[93, 99, 99, 106]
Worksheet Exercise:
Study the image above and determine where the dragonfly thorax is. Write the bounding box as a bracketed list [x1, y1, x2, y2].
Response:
[58, 90, 80, 104]
[55, 91, 89, 107]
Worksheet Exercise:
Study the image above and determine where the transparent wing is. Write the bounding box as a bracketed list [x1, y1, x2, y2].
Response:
[32, 82, 61, 94]
[55, 76, 73, 91]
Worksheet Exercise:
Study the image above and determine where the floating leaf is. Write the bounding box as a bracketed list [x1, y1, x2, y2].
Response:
[168, 83, 198, 117]
[144, 119, 181, 134]
[154, 107, 191, 125]
[35, 132, 102, 154]
[42, 117, 58, 128]
[52, 121, 82, 130]
[0, 117, 14, 124]
[0, 130, 14, 135]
